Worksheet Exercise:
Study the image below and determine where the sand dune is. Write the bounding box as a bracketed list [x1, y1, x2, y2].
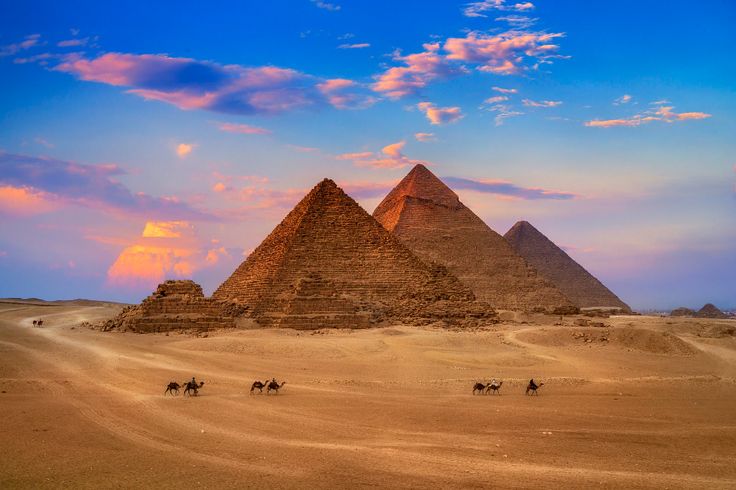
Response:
[1, 302, 736, 488]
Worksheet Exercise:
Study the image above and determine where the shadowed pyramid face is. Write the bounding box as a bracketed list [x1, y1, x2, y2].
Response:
[504, 220, 631, 312]
[373, 164, 574, 312]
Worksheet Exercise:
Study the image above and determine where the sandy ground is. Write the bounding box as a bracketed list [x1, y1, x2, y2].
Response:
[1, 302, 735, 489]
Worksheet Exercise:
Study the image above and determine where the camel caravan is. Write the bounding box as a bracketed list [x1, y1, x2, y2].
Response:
[163, 377, 544, 398]
[472, 379, 545, 396]
[163, 377, 286, 397]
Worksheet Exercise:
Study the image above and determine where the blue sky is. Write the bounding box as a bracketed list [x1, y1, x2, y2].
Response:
[1, 0, 734, 310]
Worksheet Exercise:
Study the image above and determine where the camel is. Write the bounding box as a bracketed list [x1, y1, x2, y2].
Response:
[32, 320, 37, 327]
[486, 381, 503, 395]
[250, 380, 266, 394]
[183, 380, 205, 397]
[472, 382, 487, 395]
[36, 320, 43, 327]
[526, 379, 544, 396]
[165, 381, 181, 396]
[266, 379, 285, 394]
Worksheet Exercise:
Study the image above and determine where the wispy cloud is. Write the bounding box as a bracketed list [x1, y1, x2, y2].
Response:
[443, 176, 578, 200]
[338, 43, 370, 49]
[217, 122, 271, 135]
[522, 98, 561, 107]
[0, 34, 43, 57]
[55, 52, 371, 115]
[585, 105, 712, 128]
[463, 0, 534, 18]
[492, 86, 518, 94]
[415, 132, 436, 142]
[0, 152, 212, 220]
[417, 102, 464, 125]
[614, 94, 633, 105]
[57, 37, 89, 48]
[311, 0, 340, 11]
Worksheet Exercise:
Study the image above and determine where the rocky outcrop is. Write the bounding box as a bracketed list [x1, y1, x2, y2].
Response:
[97, 280, 235, 332]
[504, 221, 631, 313]
[695, 303, 728, 319]
[213, 179, 496, 327]
[373, 164, 574, 313]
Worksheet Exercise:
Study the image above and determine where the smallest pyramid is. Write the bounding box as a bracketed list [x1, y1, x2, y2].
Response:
[97, 280, 235, 333]
[695, 303, 728, 319]
[504, 221, 631, 312]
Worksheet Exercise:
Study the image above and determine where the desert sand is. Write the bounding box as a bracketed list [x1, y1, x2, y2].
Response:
[1, 301, 735, 489]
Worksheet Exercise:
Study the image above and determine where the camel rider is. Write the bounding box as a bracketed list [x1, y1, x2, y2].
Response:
[529, 379, 537, 390]
[491, 378, 498, 387]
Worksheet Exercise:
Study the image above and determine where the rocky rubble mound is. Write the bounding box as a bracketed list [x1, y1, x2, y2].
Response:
[670, 307, 695, 317]
[93, 280, 235, 333]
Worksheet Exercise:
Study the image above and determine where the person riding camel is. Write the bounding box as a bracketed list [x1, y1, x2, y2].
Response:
[529, 378, 538, 390]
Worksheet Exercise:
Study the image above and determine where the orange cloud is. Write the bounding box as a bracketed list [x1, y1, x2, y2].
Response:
[176, 143, 194, 158]
[0, 185, 58, 216]
[106, 221, 227, 290]
[337, 141, 431, 169]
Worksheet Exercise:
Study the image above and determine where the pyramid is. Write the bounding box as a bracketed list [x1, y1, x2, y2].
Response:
[373, 165, 575, 312]
[504, 221, 631, 312]
[213, 179, 495, 328]
[695, 303, 728, 319]
[97, 280, 236, 332]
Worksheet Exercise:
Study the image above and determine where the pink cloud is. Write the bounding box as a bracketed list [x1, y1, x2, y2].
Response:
[217, 122, 271, 135]
[372, 43, 461, 98]
[417, 102, 464, 125]
[444, 31, 564, 75]
[0, 185, 58, 216]
[483, 95, 509, 105]
[176, 143, 194, 158]
[317, 78, 377, 109]
[55, 53, 370, 115]
[492, 86, 518, 94]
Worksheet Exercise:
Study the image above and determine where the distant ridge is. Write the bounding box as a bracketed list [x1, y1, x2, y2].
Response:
[373, 165, 575, 312]
[504, 220, 631, 312]
[214, 178, 495, 327]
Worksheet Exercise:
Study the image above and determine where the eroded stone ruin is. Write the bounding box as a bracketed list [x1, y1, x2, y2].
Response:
[97, 280, 235, 332]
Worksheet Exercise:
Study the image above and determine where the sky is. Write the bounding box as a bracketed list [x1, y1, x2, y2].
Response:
[1, 0, 735, 310]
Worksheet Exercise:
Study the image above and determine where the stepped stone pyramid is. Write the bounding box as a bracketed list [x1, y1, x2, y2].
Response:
[504, 221, 631, 312]
[213, 178, 495, 328]
[373, 165, 574, 312]
[98, 280, 236, 332]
